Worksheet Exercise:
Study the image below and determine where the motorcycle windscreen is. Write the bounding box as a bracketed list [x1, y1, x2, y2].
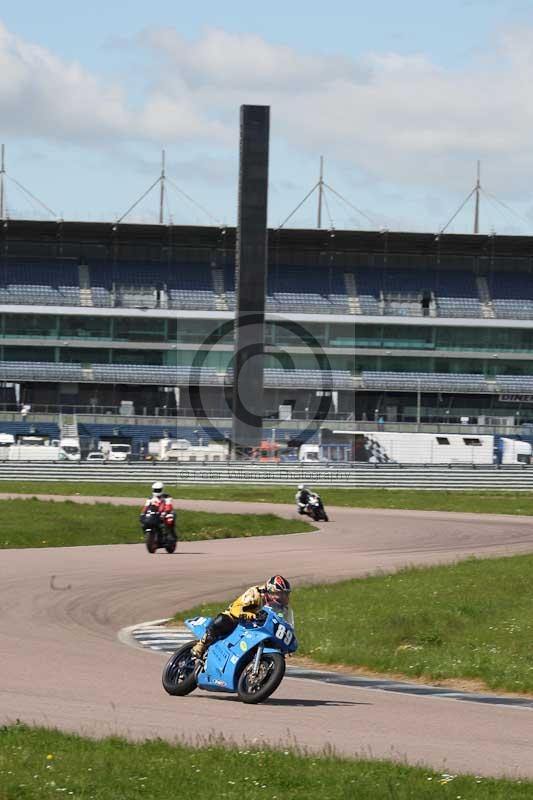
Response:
[264, 604, 295, 629]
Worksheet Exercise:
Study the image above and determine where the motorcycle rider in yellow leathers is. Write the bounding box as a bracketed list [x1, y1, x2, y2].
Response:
[190, 575, 292, 660]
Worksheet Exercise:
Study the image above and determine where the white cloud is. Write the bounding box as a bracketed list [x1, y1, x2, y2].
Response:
[0, 22, 133, 143]
[135, 25, 533, 195]
[140, 27, 365, 91]
[3, 20, 533, 200]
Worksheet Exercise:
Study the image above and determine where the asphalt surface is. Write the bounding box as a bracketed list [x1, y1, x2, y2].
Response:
[2, 495, 533, 779]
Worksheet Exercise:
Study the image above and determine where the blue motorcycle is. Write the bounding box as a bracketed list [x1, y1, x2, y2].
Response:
[162, 606, 298, 704]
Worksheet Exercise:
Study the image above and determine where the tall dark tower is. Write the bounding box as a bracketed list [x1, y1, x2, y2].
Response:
[231, 105, 270, 457]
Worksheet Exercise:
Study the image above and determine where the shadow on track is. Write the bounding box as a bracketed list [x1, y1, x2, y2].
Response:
[205, 696, 369, 708]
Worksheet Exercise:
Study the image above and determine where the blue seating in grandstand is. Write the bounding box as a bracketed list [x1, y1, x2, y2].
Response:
[6, 256, 533, 320]
[329, 271, 351, 312]
[353, 268, 482, 318]
[492, 299, 533, 319]
[263, 368, 355, 389]
[496, 374, 533, 391]
[352, 268, 381, 315]
[6, 361, 533, 395]
[224, 265, 351, 314]
[435, 271, 481, 317]
[92, 364, 223, 385]
[0, 362, 86, 381]
[112, 263, 168, 286]
[1, 262, 78, 287]
[89, 262, 216, 309]
[362, 370, 488, 392]
[489, 273, 533, 319]
[490, 273, 533, 299]
[0, 421, 60, 438]
[75, 423, 232, 454]
[0, 360, 355, 390]
[167, 264, 217, 310]
[90, 263, 164, 307]
[437, 271, 478, 297]
[270, 266, 333, 312]
[87, 264, 113, 308]
[88, 263, 113, 306]
[0, 261, 80, 306]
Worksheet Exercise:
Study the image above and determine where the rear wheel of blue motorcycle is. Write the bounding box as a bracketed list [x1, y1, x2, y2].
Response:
[237, 653, 285, 704]
[162, 643, 197, 696]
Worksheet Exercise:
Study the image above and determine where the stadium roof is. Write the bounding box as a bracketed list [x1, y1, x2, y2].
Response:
[2, 218, 533, 259]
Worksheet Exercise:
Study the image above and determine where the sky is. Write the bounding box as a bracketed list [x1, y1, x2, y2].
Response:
[2, 0, 533, 234]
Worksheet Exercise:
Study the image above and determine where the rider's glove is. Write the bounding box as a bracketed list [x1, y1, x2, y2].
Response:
[238, 612, 256, 622]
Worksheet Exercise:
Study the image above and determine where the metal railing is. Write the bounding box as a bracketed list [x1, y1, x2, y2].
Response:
[0, 461, 533, 488]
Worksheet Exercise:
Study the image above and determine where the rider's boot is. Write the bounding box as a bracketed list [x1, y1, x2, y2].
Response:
[191, 635, 208, 660]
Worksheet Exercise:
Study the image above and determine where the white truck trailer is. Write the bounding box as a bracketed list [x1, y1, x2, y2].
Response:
[332, 431, 531, 465]
[7, 444, 67, 461]
[0, 433, 73, 462]
[150, 438, 228, 462]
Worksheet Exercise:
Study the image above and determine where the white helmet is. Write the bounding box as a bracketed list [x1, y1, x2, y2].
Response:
[298, 484, 306, 491]
[152, 481, 164, 495]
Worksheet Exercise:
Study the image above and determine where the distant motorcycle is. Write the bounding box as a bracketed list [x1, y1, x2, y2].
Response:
[303, 493, 329, 522]
[141, 507, 177, 554]
[162, 605, 297, 704]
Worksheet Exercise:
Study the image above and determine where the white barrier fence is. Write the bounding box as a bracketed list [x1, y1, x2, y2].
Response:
[1, 462, 533, 489]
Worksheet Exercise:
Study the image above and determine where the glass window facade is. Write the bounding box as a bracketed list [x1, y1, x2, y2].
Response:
[3, 346, 56, 361]
[59, 348, 109, 364]
[3, 312, 533, 378]
[60, 316, 112, 340]
[4, 314, 58, 338]
[4, 312, 533, 355]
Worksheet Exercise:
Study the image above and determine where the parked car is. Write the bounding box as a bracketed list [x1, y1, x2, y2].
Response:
[86, 451, 106, 463]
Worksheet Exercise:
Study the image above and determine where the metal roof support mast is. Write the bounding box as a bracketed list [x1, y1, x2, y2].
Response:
[159, 149, 166, 225]
[0, 144, 5, 220]
[439, 161, 529, 235]
[474, 160, 481, 234]
[115, 149, 219, 226]
[279, 156, 379, 230]
[317, 155, 324, 229]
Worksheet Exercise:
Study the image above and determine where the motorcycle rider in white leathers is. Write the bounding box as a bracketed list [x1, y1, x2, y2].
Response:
[295, 484, 312, 514]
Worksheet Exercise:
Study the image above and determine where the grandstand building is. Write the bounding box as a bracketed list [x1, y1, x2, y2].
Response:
[2, 219, 533, 451]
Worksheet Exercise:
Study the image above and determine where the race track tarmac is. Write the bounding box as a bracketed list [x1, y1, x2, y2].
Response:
[2, 496, 533, 779]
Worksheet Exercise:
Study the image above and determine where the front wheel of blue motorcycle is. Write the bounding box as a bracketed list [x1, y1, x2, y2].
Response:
[162, 643, 197, 696]
[237, 653, 285, 704]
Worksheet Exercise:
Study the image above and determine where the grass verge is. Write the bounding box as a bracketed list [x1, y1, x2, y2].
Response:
[4, 481, 533, 515]
[172, 553, 533, 695]
[1, 724, 531, 799]
[0, 499, 313, 549]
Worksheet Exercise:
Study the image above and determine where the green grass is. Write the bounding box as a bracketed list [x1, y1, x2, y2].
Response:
[1, 724, 531, 799]
[5, 481, 533, 515]
[0, 499, 313, 549]
[173, 554, 533, 694]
